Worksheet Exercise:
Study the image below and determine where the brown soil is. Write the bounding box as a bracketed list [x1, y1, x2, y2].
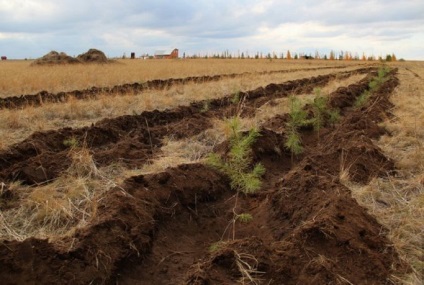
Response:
[0, 66, 371, 110]
[0, 68, 373, 185]
[0, 67, 408, 284]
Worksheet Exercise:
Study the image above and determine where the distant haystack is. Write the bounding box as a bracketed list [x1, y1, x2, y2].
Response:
[31, 49, 113, 66]
[31, 51, 80, 65]
[77, 49, 109, 63]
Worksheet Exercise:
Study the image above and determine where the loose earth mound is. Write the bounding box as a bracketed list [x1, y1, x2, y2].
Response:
[0, 67, 408, 284]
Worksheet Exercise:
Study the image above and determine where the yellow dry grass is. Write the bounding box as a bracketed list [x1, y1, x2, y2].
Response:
[0, 59, 361, 97]
[0, 60, 368, 241]
[0, 144, 118, 241]
[0, 65, 364, 149]
[2, 59, 422, 285]
[1, 59, 346, 241]
[346, 62, 424, 285]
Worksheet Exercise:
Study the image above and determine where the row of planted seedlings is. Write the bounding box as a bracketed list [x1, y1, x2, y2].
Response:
[205, 64, 392, 244]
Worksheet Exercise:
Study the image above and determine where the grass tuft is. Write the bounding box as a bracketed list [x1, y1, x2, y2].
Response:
[0, 143, 117, 241]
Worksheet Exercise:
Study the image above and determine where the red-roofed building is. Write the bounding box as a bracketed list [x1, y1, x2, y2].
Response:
[154, 49, 178, 59]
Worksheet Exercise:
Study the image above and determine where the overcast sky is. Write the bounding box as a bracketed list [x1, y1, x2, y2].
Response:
[1, 0, 423, 60]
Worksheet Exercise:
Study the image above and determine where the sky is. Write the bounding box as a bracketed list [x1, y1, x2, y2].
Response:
[0, 0, 423, 60]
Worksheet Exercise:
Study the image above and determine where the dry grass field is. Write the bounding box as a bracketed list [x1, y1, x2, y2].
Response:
[350, 61, 424, 284]
[0, 58, 422, 284]
[0, 58, 360, 96]
[0, 59, 365, 149]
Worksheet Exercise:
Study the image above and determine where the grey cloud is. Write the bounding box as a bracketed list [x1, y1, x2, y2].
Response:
[0, 0, 423, 59]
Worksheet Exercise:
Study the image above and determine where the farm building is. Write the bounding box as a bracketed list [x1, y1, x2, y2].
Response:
[154, 49, 179, 59]
[1, 56, 7, 60]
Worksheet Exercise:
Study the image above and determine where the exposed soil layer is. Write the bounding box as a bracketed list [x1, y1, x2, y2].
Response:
[0, 66, 371, 110]
[0, 68, 373, 185]
[0, 68, 407, 284]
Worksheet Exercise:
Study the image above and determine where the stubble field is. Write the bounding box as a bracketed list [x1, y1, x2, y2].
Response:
[0, 58, 422, 284]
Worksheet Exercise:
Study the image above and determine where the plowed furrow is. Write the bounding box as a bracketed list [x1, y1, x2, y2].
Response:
[0, 68, 375, 185]
[0, 65, 361, 110]
[0, 68, 404, 285]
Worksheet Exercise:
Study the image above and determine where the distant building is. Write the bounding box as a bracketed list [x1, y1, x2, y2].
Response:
[154, 49, 179, 59]
[1, 56, 7, 60]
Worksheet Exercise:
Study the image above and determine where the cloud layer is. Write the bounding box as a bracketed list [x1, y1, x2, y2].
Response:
[1, 0, 423, 59]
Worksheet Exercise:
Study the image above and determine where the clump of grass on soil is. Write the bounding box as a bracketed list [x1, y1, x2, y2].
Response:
[0, 142, 118, 241]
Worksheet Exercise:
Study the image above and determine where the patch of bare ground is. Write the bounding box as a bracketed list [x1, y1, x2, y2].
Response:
[0, 66, 409, 284]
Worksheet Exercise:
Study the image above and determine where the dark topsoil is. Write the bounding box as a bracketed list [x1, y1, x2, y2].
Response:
[0, 65, 362, 110]
[0, 67, 408, 284]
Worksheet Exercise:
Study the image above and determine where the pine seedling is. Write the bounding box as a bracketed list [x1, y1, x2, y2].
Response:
[236, 213, 253, 223]
[207, 116, 265, 239]
[368, 79, 379, 91]
[200, 100, 210, 113]
[354, 90, 370, 108]
[355, 65, 390, 109]
[285, 96, 308, 162]
[311, 90, 327, 138]
[209, 241, 226, 253]
[310, 89, 340, 139]
[327, 109, 340, 126]
[377, 66, 389, 81]
[231, 91, 240, 105]
[63, 136, 79, 148]
[287, 95, 308, 128]
[208, 116, 265, 195]
[285, 131, 303, 156]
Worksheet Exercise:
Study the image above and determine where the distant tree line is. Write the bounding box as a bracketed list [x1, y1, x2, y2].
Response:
[182, 50, 398, 62]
